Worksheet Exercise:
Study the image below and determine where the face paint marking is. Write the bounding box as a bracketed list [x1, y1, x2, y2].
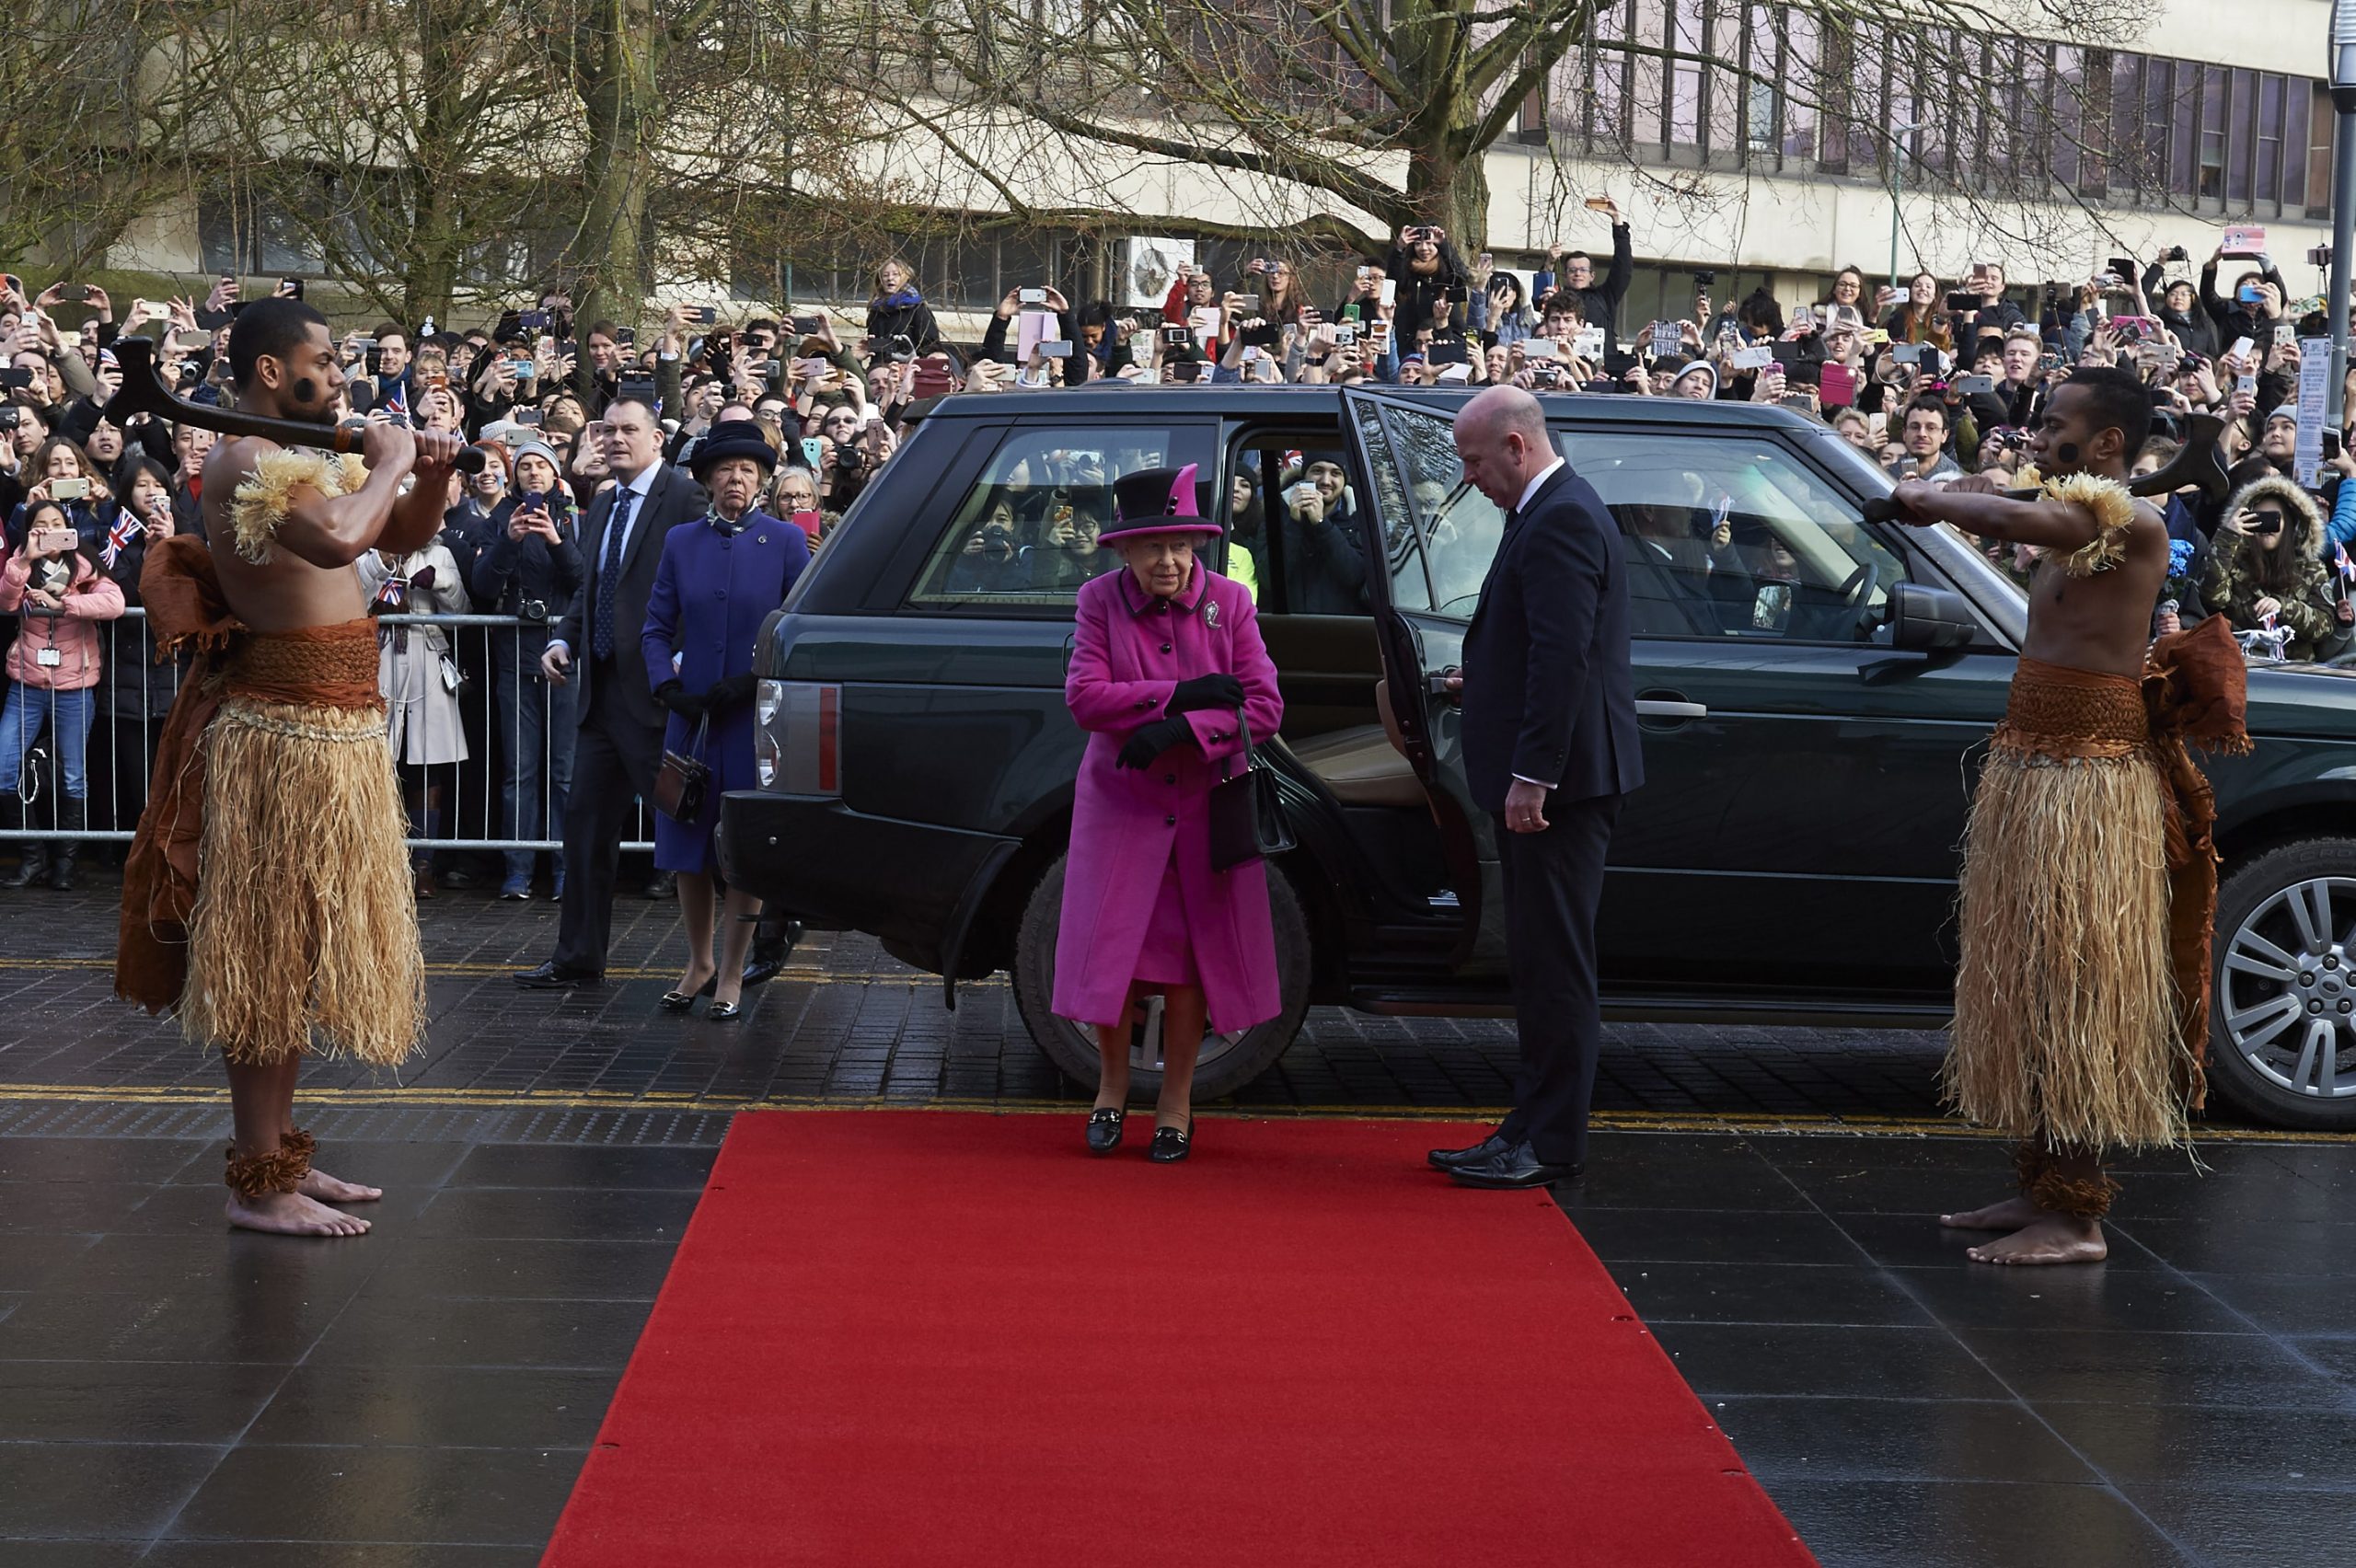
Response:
[2055, 441, 2079, 465]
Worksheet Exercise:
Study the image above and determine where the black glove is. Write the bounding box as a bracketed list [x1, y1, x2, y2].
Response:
[654, 679, 708, 721]
[1116, 716, 1193, 771]
[705, 673, 756, 713]
[1166, 674, 1245, 714]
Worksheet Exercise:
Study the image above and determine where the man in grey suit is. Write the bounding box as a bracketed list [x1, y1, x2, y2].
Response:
[514, 398, 710, 987]
[1430, 386, 1644, 1188]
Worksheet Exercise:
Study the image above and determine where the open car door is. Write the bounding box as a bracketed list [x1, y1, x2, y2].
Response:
[1336, 386, 1511, 974]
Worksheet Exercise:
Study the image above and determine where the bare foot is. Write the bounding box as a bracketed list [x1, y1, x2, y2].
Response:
[298, 1167, 382, 1203]
[225, 1190, 372, 1237]
[1967, 1214, 2106, 1265]
[1940, 1194, 2045, 1230]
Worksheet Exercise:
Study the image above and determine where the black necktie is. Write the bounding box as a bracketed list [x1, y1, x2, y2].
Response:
[593, 489, 637, 660]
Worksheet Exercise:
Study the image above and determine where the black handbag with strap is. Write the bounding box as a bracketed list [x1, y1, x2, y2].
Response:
[1207, 709, 1294, 872]
[653, 713, 711, 824]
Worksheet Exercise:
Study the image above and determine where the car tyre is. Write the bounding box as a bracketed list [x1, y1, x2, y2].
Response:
[1011, 852, 1312, 1101]
[2206, 838, 2356, 1132]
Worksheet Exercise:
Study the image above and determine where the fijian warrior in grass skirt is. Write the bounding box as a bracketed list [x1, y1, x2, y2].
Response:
[1887, 365, 2248, 1265]
[114, 297, 467, 1238]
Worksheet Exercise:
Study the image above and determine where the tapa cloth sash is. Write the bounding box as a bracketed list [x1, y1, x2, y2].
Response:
[114, 536, 386, 1013]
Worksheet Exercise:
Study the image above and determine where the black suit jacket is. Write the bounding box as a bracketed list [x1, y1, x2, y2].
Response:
[558, 463, 708, 737]
[1460, 462, 1644, 811]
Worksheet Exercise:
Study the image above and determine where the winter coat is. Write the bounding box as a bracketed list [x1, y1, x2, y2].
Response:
[641, 508, 810, 873]
[0, 545, 125, 689]
[2202, 473, 2344, 661]
[1053, 562, 1286, 1036]
[864, 292, 941, 357]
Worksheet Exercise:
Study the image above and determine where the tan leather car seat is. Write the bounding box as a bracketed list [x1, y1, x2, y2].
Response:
[1288, 686, 1428, 808]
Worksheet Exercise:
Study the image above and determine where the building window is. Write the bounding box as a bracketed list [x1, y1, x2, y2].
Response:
[2258, 73, 2284, 208]
[2228, 67, 2255, 205]
[2200, 66, 2227, 201]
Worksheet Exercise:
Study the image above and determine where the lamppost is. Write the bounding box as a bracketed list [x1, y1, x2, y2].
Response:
[2327, 2, 2356, 431]
[1888, 121, 1923, 293]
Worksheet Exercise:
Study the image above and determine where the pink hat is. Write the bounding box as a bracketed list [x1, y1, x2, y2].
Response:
[1099, 462, 1224, 542]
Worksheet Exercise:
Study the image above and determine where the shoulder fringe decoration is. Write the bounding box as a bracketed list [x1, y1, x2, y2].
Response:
[2039, 472, 2138, 578]
[228, 449, 368, 564]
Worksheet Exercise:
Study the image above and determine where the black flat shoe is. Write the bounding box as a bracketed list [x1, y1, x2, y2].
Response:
[1149, 1122, 1192, 1163]
[1085, 1107, 1125, 1155]
[707, 999, 745, 1021]
[659, 974, 718, 1012]
[1428, 1131, 1509, 1171]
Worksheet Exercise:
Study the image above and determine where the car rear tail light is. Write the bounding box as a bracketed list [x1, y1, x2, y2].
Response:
[757, 680, 840, 796]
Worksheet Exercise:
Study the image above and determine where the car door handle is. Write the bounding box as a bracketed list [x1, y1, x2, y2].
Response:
[1634, 698, 1708, 720]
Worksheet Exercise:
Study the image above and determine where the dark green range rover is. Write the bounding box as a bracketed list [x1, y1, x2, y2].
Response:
[718, 386, 2356, 1131]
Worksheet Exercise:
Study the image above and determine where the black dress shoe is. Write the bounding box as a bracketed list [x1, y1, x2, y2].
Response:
[1149, 1122, 1192, 1163]
[659, 974, 719, 1012]
[513, 961, 601, 989]
[1085, 1107, 1125, 1155]
[1448, 1140, 1578, 1190]
[1427, 1131, 1510, 1171]
[643, 871, 676, 900]
[707, 998, 745, 1022]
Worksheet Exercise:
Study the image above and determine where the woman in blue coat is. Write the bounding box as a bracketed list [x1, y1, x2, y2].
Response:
[641, 421, 811, 1020]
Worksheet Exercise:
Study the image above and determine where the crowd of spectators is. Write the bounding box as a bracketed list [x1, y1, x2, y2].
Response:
[5, 213, 2354, 886]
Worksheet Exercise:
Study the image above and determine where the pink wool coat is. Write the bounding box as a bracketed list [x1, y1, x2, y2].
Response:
[1053, 561, 1286, 1035]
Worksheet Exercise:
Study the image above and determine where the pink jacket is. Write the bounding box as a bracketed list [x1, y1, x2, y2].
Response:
[1052, 562, 1286, 1035]
[1, 548, 126, 690]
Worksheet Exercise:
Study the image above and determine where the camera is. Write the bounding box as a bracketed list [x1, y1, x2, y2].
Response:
[0, 368, 30, 389]
[1018, 287, 1048, 306]
[1945, 291, 1979, 311]
[1235, 294, 1264, 313]
[1161, 325, 1191, 347]
[791, 314, 823, 334]
[1333, 324, 1357, 346]
[1038, 340, 1073, 359]
[520, 598, 551, 621]
[517, 310, 549, 331]
[1889, 342, 1923, 365]
[51, 477, 89, 501]
[0, 408, 17, 429]
[887, 333, 916, 363]
[694, 306, 719, 325]
[1693, 269, 1716, 287]
[2164, 246, 2189, 263]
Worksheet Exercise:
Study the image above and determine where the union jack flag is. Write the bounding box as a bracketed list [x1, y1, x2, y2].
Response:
[372, 574, 407, 610]
[100, 508, 141, 569]
[2337, 541, 2354, 586]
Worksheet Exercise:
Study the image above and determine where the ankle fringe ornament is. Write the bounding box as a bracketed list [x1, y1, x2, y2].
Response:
[224, 1139, 313, 1199]
[2015, 1141, 2120, 1218]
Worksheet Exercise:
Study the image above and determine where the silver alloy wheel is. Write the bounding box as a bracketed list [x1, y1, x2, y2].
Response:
[2222, 875, 2356, 1099]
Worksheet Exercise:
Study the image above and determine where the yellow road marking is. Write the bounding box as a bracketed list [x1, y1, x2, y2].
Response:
[0, 1081, 2346, 1142]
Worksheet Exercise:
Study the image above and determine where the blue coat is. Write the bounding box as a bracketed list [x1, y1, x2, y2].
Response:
[641, 507, 810, 872]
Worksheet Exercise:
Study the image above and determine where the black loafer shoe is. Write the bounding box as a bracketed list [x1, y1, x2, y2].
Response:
[1448, 1140, 1577, 1190]
[707, 999, 745, 1022]
[741, 955, 785, 989]
[1428, 1131, 1510, 1171]
[1086, 1107, 1125, 1155]
[659, 974, 718, 1012]
[1149, 1123, 1192, 1163]
[514, 961, 601, 990]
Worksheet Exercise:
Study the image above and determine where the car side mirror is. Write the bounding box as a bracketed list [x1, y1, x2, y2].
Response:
[1889, 581, 1978, 651]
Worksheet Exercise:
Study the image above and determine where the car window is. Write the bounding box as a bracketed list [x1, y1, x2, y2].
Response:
[1560, 431, 1907, 643]
[1231, 440, 1388, 616]
[906, 423, 1215, 611]
[1345, 397, 1496, 616]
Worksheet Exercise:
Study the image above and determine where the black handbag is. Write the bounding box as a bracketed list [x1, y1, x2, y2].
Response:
[1207, 709, 1294, 872]
[653, 714, 711, 824]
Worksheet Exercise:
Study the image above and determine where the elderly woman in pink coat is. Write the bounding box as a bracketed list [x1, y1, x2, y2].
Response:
[1056, 463, 1285, 1162]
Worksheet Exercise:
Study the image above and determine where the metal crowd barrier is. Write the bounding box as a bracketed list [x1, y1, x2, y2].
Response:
[0, 608, 658, 853]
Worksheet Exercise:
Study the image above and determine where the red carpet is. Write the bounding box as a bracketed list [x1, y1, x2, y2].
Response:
[544, 1111, 1814, 1566]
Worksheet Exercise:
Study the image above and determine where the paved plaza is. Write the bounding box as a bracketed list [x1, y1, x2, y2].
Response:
[1, 879, 2350, 1566]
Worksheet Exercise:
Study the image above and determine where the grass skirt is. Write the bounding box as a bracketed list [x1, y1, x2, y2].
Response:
[179, 698, 424, 1066]
[1946, 675, 2190, 1151]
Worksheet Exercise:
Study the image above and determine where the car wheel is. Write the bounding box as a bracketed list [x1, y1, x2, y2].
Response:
[2208, 838, 2356, 1131]
[1011, 853, 1312, 1101]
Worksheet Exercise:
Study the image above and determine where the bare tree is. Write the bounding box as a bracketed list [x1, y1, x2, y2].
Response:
[0, 2, 211, 269]
[853, 0, 2158, 259]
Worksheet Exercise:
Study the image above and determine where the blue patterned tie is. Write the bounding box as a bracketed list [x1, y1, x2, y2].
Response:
[593, 489, 636, 660]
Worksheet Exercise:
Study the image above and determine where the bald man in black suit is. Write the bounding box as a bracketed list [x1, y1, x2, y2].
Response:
[1431, 386, 1644, 1188]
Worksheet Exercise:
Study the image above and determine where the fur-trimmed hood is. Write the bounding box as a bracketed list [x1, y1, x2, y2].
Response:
[2219, 472, 2325, 557]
